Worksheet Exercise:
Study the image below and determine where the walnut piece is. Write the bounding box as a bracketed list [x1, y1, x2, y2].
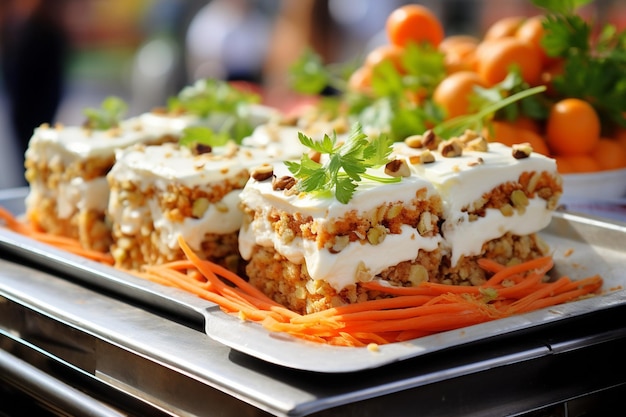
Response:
[251, 164, 274, 181]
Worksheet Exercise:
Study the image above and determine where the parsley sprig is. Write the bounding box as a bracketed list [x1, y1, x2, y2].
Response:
[83, 96, 127, 130]
[285, 125, 400, 204]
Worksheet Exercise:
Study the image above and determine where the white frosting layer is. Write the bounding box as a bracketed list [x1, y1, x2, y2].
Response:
[242, 124, 309, 161]
[26, 115, 182, 162]
[238, 163, 442, 290]
[240, 142, 560, 291]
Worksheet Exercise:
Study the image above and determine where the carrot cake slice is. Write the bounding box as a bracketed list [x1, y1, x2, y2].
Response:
[106, 141, 276, 272]
[392, 130, 563, 285]
[238, 129, 445, 314]
[239, 128, 562, 314]
[23, 113, 180, 253]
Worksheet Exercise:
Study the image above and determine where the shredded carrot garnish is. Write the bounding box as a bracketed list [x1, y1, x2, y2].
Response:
[0, 206, 114, 264]
[1, 205, 605, 347]
[154, 236, 602, 347]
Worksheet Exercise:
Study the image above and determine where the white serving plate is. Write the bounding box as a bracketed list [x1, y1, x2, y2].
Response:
[1, 189, 626, 373]
[561, 167, 626, 200]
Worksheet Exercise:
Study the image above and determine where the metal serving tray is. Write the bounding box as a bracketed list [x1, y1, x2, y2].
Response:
[1, 187, 625, 373]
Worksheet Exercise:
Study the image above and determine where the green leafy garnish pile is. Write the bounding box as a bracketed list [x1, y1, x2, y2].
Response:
[289, 44, 446, 142]
[288, 42, 546, 142]
[83, 96, 128, 130]
[533, 0, 626, 129]
[168, 79, 261, 144]
[285, 125, 400, 204]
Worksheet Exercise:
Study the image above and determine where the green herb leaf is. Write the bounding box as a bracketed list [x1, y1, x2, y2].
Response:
[285, 125, 400, 204]
[83, 96, 127, 130]
[169, 78, 258, 116]
[531, 0, 592, 15]
[179, 126, 230, 148]
[289, 48, 331, 95]
[168, 79, 259, 143]
[434, 83, 547, 139]
[535, 2, 626, 128]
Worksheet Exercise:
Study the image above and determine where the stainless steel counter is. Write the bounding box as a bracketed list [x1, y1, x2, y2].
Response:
[2, 187, 626, 416]
[2, 250, 626, 416]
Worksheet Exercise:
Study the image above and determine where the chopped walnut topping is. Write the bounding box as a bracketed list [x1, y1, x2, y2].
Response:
[329, 235, 350, 253]
[421, 129, 439, 150]
[404, 135, 424, 149]
[512, 142, 533, 159]
[457, 129, 481, 143]
[193, 143, 212, 155]
[273, 175, 296, 191]
[438, 139, 463, 158]
[467, 157, 484, 167]
[465, 136, 489, 152]
[251, 164, 274, 181]
[419, 149, 436, 164]
[191, 198, 210, 218]
[384, 158, 411, 177]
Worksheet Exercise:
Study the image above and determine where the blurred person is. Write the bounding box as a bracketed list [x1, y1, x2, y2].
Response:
[185, 0, 277, 84]
[0, 0, 69, 164]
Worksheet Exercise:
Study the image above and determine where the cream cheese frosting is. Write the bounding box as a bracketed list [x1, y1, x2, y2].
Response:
[238, 163, 443, 291]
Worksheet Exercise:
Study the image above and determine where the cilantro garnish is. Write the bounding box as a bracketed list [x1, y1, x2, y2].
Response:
[179, 126, 230, 149]
[284, 125, 400, 204]
[83, 96, 127, 130]
[168, 79, 260, 143]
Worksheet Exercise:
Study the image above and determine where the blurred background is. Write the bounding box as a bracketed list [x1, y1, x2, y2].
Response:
[1, 0, 625, 188]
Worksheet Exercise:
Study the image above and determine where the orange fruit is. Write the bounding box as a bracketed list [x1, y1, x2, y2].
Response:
[515, 15, 553, 66]
[510, 116, 542, 134]
[439, 35, 479, 54]
[484, 16, 525, 40]
[442, 40, 478, 73]
[386, 4, 444, 48]
[614, 128, 626, 151]
[518, 129, 551, 156]
[555, 155, 601, 173]
[483, 120, 550, 155]
[545, 98, 601, 156]
[483, 120, 518, 144]
[433, 71, 485, 119]
[347, 66, 373, 93]
[553, 155, 577, 174]
[590, 138, 626, 170]
[475, 37, 542, 86]
[364, 44, 405, 73]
